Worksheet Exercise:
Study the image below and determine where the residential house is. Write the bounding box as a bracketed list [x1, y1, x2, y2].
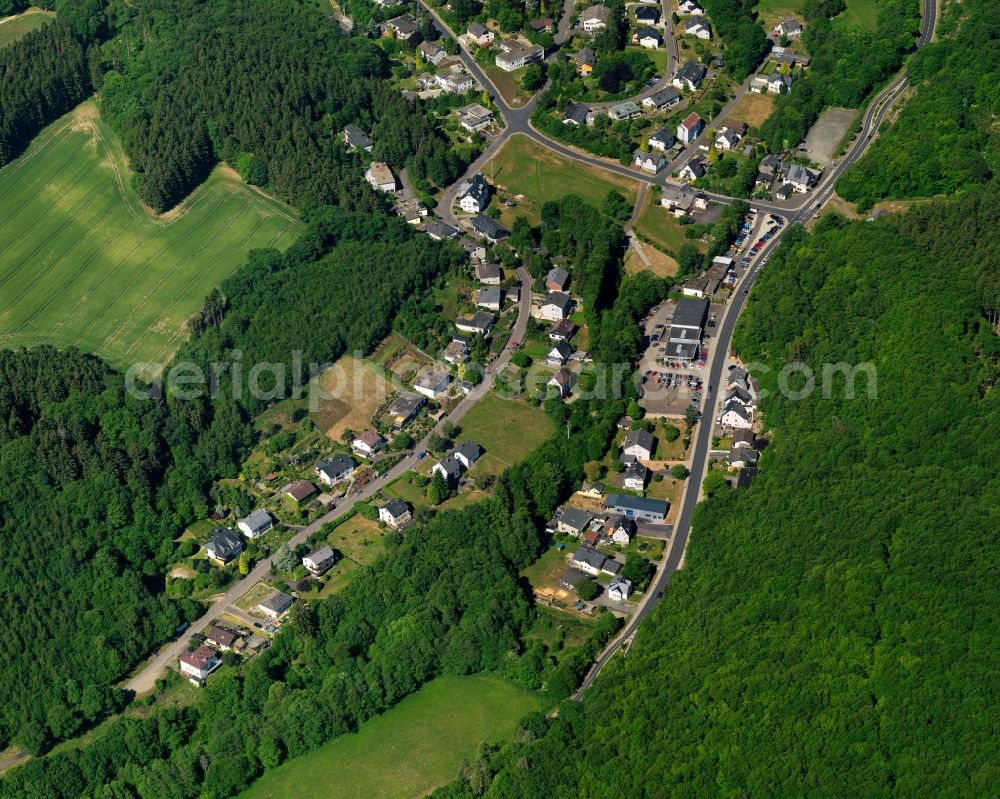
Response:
[634, 149, 667, 174]
[456, 102, 493, 131]
[418, 40, 446, 64]
[545, 267, 570, 291]
[634, 5, 659, 24]
[237, 509, 273, 540]
[256, 590, 294, 620]
[388, 392, 425, 428]
[558, 508, 593, 537]
[282, 480, 317, 504]
[471, 214, 509, 243]
[633, 26, 663, 48]
[495, 39, 544, 71]
[316, 454, 357, 486]
[773, 49, 810, 68]
[378, 498, 412, 529]
[720, 399, 753, 429]
[648, 127, 677, 151]
[677, 0, 704, 13]
[576, 47, 596, 75]
[432, 453, 464, 484]
[643, 87, 681, 112]
[608, 515, 637, 545]
[732, 429, 756, 448]
[607, 575, 633, 601]
[385, 14, 419, 40]
[784, 163, 819, 193]
[577, 481, 605, 500]
[623, 461, 649, 491]
[458, 174, 491, 213]
[342, 123, 373, 152]
[205, 528, 244, 564]
[452, 440, 483, 469]
[467, 21, 494, 45]
[529, 16, 554, 32]
[548, 339, 572, 366]
[673, 61, 707, 91]
[677, 111, 704, 144]
[608, 100, 642, 121]
[394, 197, 427, 224]
[571, 546, 621, 576]
[622, 427, 656, 461]
[767, 71, 792, 94]
[475, 286, 502, 311]
[423, 220, 459, 240]
[757, 153, 781, 182]
[562, 102, 591, 125]
[725, 385, 754, 407]
[548, 369, 576, 397]
[540, 291, 574, 321]
[443, 337, 468, 364]
[438, 68, 475, 94]
[580, 4, 611, 33]
[205, 626, 238, 652]
[775, 183, 794, 201]
[774, 17, 803, 37]
[352, 431, 386, 458]
[548, 318, 577, 341]
[684, 15, 711, 38]
[303, 545, 336, 576]
[605, 493, 668, 521]
[728, 447, 759, 469]
[475, 262, 502, 284]
[716, 128, 741, 151]
[560, 568, 589, 590]
[413, 365, 451, 399]
[180, 645, 220, 683]
[455, 311, 496, 335]
[750, 74, 770, 93]
[678, 158, 706, 181]
[365, 162, 397, 192]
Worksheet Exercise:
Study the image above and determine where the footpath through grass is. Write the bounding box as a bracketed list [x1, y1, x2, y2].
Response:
[0, 102, 302, 373]
[239, 675, 546, 799]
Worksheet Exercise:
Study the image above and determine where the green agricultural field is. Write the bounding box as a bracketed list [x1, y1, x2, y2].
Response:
[0, 103, 303, 374]
[485, 133, 640, 226]
[239, 675, 546, 799]
[460, 391, 554, 471]
[0, 7, 52, 48]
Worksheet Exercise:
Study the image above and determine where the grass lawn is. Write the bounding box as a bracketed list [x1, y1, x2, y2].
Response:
[521, 545, 569, 591]
[0, 7, 52, 48]
[460, 392, 553, 473]
[727, 91, 776, 129]
[314, 515, 387, 596]
[239, 675, 546, 799]
[524, 606, 596, 652]
[485, 133, 640, 226]
[0, 102, 302, 374]
[634, 191, 706, 257]
[235, 581, 278, 613]
[752, 0, 807, 25]
[310, 356, 398, 441]
[832, 0, 878, 31]
[627, 239, 679, 278]
[482, 65, 533, 107]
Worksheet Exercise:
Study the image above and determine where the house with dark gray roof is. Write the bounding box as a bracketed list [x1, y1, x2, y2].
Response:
[432, 454, 464, 484]
[205, 528, 244, 564]
[545, 267, 570, 291]
[316, 454, 358, 486]
[471, 215, 509, 243]
[237, 509, 273, 539]
[378, 498, 412, 529]
[303, 546, 336, 576]
[256, 590, 294, 619]
[562, 103, 590, 126]
[643, 87, 681, 112]
[558, 507, 593, 536]
[458, 174, 491, 213]
[452, 440, 483, 469]
[342, 123, 373, 152]
[605, 493, 668, 521]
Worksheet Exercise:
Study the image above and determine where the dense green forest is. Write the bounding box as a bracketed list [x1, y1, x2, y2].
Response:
[425, 184, 1000, 798]
[758, 0, 920, 151]
[0, 23, 90, 167]
[836, 0, 999, 209]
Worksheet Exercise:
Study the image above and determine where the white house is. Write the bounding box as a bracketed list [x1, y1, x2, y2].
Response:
[677, 0, 704, 14]
[418, 41, 446, 65]
[623, 461, 649, 491]
[648, 127, 676, 151]
[607, 576, 633, 601]
[784, 163, 819, 192]
[673, 61, 707, 91]
[684, 15, 711, 38]
[720, 400, 753, 429]
[477, 286, 503, 310]
[715, 128, 741, 151]
[643, 87, 681, 112]
[378, 498, 412, 529]
[179, 645, 220, 683]
[315, 454, 357, 486]
[495, 39, 544, 71]
[351, 430, 385, 458]
[774, 17, 803, 37]
[580, 4, 611, 33]
[677, 112, 704, 145]
[456, 103, 493, 131]
[452, 440, 483, 469]
[437, 68, 475, 94]
[634, 150, 666, 174]
[467, 21, 494, 45]
[458, 174, 491, 213]
[365, 162, 397, 192]
[609, 517, 636, 545]
[540, 291, 574, 321]
[548, 340, 572, 366]
[767, 72, 792, 94]
[256, 590, 294, 620]
[237, 509, 273, 540]
[634, 26, 663, 48]
[622, 428, 656, 461]
[678, 159, 706, 181]
[303, 545, 336, 576]
[413, 365, 451, 399]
